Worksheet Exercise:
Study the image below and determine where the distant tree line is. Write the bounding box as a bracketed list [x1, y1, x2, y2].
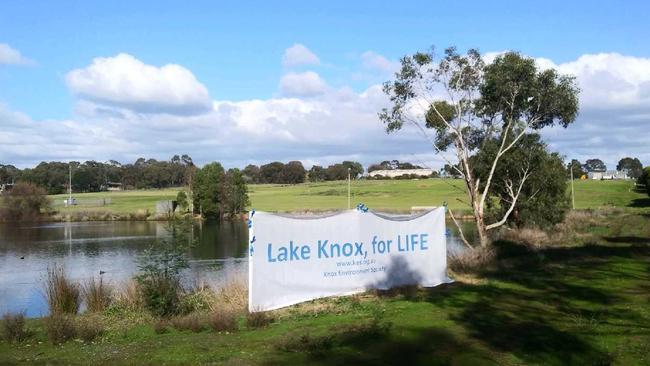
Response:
[0, 155, 196, 194]
[242, 161, 364, 184]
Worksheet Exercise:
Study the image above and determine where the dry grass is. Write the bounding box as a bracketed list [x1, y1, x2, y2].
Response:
[44, 313, 76, 344]
[171, 313, 208, 333]
[215, 279, 248, 311]
[153, 319, 170, 334]
[209, 307, 239, 332]
[44, 265, 81, 315]
[112, 279, 143, 311]
[1, 312, 30, 343]
[82, 276, 113, 312]
[76, 315, 105, 342]
[246, 309, 274, 329]
[448, 246, 495, 274]
[501, 227, 550, 249]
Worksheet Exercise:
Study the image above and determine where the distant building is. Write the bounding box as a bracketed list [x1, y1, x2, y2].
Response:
[0, 183, 14, 194]
[368, 168, 434, 178]
[588, 170, 628, 180]
[106, 182, 123, 191]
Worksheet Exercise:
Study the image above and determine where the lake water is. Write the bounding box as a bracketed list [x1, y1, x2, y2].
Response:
[0, 215, 474, 317]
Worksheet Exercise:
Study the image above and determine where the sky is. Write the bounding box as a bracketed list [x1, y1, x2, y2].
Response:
[1, 1, 649, 170]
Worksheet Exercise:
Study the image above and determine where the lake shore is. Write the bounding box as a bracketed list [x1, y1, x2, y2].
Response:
[2, 209, 649, 365]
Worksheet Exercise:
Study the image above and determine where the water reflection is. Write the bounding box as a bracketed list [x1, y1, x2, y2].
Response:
[0, 216, 474, 317]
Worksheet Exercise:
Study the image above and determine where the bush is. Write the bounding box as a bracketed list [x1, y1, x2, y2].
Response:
[179, 285, 216, 314]
[44, 313, 76, 344]
[0, 181, 52, 221]
[76, 316, 105, 342]
[171, 313, 208, 333]
[82, 276, 112, 312]
[135, 217, 193, 317]
[45, 265, 81, 314]
[2, 312, 30, 343]
[209, 307, 238, 332]
[246, 310, 274, 329]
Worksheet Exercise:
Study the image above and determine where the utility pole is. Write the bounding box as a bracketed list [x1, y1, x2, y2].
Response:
[570, 165, 575, 210]
[347, 167, 351, 209]
[68, 163, 72, 206]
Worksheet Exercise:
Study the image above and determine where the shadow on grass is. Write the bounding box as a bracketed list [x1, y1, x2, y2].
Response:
[268, 325, 497, 366]
[266, 238, 650, 365]
[628, 197, 650, 208]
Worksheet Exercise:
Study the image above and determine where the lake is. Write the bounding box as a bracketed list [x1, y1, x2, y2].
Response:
[0, 215, 474, 317]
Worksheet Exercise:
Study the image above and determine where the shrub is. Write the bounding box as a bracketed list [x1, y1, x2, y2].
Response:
[76, 316, 105, 342]
[0, 181, 52, 221]
[44, 313, 76, 344]
[135, 217, 193, 317]
[171, 313, 208, 333]
[179, 284, 216, 314]
[82, 276, 112, 312]
[45, 265, 80, 314]
[138, 273, 183, 317]
[209, 307, 238, 332]
[246, 310, 274, 329]
[2, 312, 30, 343]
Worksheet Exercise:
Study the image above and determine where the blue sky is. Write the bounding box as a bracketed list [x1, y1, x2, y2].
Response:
[1, 1, 649, 168]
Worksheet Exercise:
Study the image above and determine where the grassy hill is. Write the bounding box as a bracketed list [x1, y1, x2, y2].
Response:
[49, 179, 648, 215]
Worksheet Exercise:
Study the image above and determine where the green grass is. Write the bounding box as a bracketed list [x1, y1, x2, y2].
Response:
[48, 178, 649, 215]
[1, 210, 649, 365]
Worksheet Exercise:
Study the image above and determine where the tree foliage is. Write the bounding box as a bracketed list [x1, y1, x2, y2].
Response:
[473, 134, 569, 228]
[567, 159, 586, 179]
[583, 159, 606, 172]
[191, 163, 249, 220]
[0, 181, 52, 221]
[617, 157, 643, 179]
[379, 46, 579, 246]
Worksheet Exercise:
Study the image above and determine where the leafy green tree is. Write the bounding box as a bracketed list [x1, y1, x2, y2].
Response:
[474, 134, 569, 228]
[583, 159, 606, 172]
[380, 47, 579, 246]
[342, 161, 364, 178]
[308, 165, 326, 182]
[617, 157, 643, 179]
[223, 168, 249, 216]
[259, 162, 285, 184]
[243, 164, 261, 183]
[176, 191, 189, 212]
[567, 159, 586, 179]
[281, 161, 306, 184]
[192, 162, 226, 219]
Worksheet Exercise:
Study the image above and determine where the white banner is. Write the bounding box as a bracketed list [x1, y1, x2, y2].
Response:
[248, 208, 450, 312]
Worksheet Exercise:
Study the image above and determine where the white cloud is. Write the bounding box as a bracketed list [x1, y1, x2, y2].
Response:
[282, 44, 320, 67]
[0, 43, 33, 65]
[360, 51, 399, 73]
[2, 51, 650, 171]
[65, 53, 212, 116]
[484, 51, 650, 167]
[279, 71, 328, 97]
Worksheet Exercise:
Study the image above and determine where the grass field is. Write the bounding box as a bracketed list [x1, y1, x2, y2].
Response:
[1, 210, 649, 365]
[49, 179, 648, 215]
